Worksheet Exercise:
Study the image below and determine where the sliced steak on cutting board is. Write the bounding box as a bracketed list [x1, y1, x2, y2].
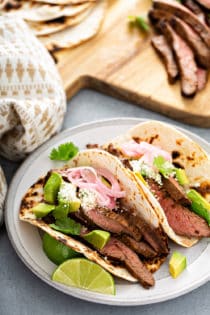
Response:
[159, 21, 198, 97]
[170, 16, 210, 68]
[197, 68, 208, 90]
[195, 0, 210, 9]
[182, 0, 206, 22]
[151, 35, 179, 84]
[154, 0, 210, 48]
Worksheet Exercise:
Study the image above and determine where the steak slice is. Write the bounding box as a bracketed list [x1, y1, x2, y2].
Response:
[159, 21, 198, 97]
[122, 210, 169, 254]
[154, 0, 210, 48]
[101, 209, 142, 241]
[121, 235, 157, 258]
[195, 0, 210, 9]
[170, 16, 210, 68]
[182, 0, 206, 23]
[151, 35, 179, 84]
[149, 8, 171, 24]
[147, 180, 210, 238]
[100, 237, 155, 288]
[197, 68, 208, 91]
[162, 176, 191, 206]
[80, 208, 130, 235]
[81, 207, 142, 240]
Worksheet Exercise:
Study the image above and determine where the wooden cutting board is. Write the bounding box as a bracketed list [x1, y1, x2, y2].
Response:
[55, 0, 210, 127]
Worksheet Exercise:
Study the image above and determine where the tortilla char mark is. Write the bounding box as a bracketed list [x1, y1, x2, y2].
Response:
[1, 0, 21, 10]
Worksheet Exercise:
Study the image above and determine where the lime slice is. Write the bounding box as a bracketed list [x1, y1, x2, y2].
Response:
[52, 258, 115, 295]
[43, 233, 81, 265]
[83, 230, 110, 249]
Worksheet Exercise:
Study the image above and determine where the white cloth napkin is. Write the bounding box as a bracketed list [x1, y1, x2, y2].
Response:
[0, 16, 66, 160]
[0, 16, 67, 224]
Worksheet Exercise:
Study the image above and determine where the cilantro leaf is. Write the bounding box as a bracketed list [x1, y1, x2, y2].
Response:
[49, 142, 78, 161]
[50, 217, 81, 235]
[153, 156, 175, 178]
[128, 15, 150, 32]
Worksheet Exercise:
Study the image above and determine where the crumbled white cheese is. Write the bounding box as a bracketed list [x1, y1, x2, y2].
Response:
[130, 160, 162, 185]
[58, 181, 77, 202]
[79, 188, 98, 211]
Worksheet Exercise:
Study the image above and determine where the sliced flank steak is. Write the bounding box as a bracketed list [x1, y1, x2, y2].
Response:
[170, 16, 210, 68]
[195, 0, 210, 9]
[80, 207, 138, 237]
[147, 179, 210, 238]
[159, 21, 198, 97]
[80, 205, 168, 255]
[100, 237, 155, 288]
[149, 9, 210, 68]
[182, 0, 206, 23]
[162, 176, 191, 206]
[151, 35, 179, 84]
[122, 208, 169, 254]
[197, 68, 208, 91]
[153, 0, 210, 48]
[121, 235, 157, 258]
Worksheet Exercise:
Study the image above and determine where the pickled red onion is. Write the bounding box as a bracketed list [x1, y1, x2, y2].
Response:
[59, 166, 125, 209]
[121, 141, 172, 166]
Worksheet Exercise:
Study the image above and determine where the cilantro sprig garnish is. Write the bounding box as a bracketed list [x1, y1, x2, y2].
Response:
[49, 142, 78, 161]
[50, 217, 81, 235]
[128, 15, 150, 32]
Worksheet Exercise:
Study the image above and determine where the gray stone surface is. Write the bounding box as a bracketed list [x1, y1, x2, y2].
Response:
[0, 89, 210, 315]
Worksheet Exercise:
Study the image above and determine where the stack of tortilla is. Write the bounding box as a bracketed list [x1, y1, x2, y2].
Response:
[1, 0, 107, 51]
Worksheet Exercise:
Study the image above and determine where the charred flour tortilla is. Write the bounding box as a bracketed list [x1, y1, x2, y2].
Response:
[20, 149, 168, 287]
[33, 0, 96, 4]
[2, 1, 92, 22]
[28, 6, 93, 36]
[103, 121, 210, 247]
[40, 0, 106, 50]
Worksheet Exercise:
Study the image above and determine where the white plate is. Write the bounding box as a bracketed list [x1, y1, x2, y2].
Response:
[5, 118, 210, 306]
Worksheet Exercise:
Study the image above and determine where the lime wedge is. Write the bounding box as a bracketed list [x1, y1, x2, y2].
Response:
[52, 258, 115, 295]
[83, 230, 110, 249]
[43, 233, 81, 265]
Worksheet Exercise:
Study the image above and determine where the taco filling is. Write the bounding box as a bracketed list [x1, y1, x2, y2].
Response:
[20, 150, 168, 289]
[106, 138, 210, 240]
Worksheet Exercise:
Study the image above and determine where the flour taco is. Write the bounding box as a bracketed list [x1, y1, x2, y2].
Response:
[20, 149, 168, 289]
[103, 121, 210, 248]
